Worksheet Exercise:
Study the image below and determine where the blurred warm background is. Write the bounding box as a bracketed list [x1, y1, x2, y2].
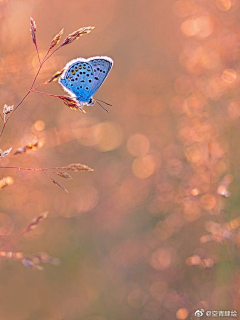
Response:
[0, 0, 240, 319]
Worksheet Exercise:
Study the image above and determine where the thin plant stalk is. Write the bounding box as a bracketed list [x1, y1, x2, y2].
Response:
[0, 44, 64, 140]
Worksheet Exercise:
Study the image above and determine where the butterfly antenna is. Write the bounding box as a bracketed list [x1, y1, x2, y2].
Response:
[96, 98, 113, 106]
[95, 100, 109, 113]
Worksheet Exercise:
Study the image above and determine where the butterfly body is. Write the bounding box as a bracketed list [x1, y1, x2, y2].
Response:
[59, 56, 113, 107]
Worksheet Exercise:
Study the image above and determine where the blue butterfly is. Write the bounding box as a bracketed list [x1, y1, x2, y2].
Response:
[59, 56, 113, 111]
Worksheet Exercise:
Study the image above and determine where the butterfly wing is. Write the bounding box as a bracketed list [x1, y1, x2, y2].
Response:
[59, 56, 113, 103]
[87, 56, 113, 97]
[59, 58, 95, 102]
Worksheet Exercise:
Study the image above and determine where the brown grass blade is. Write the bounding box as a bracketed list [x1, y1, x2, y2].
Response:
[22, 258, 43, 270]
[0, 251, 24, 260]
[61, 26, 95, 47]
[3, 104, 14, 116]
[63, 163, 94, 172]
[32, 252, 60, 266]
[30, 17, 37, 45]
[49, 28, 64, 50]
[53, 171, 73, 179]
[3, 104, 14, 124]
[45, 69, 65, 84]
[51, 178, 69, 193]
[0, 251, 59, 270]
[14, 141, 40, 155]
[0, 147, 12, 157]
[57, 95, 86, 113]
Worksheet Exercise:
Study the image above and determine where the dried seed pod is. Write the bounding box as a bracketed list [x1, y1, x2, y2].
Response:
[30, 17, 37, 45]
[57, 95, 86, 112]
[0, 147, 12, 157]
[61, 26, 95, 47]
[3, 104, 14, 116]
[63, 163, 94, 172]
[14, 141, 39, 155]
[51, 178, 69, 193]
[45, 69, 65, 84]
[33, 252, 60, 266]
[53, 171, 73, 180]
[49, 28, 64, 50]
[22, 258, 43, 270]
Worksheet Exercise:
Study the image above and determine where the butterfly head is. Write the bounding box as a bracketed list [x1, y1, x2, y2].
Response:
[87, 97, 94, 106]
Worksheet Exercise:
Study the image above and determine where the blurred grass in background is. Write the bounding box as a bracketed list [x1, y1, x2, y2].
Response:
[0, 0, 240, 319]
